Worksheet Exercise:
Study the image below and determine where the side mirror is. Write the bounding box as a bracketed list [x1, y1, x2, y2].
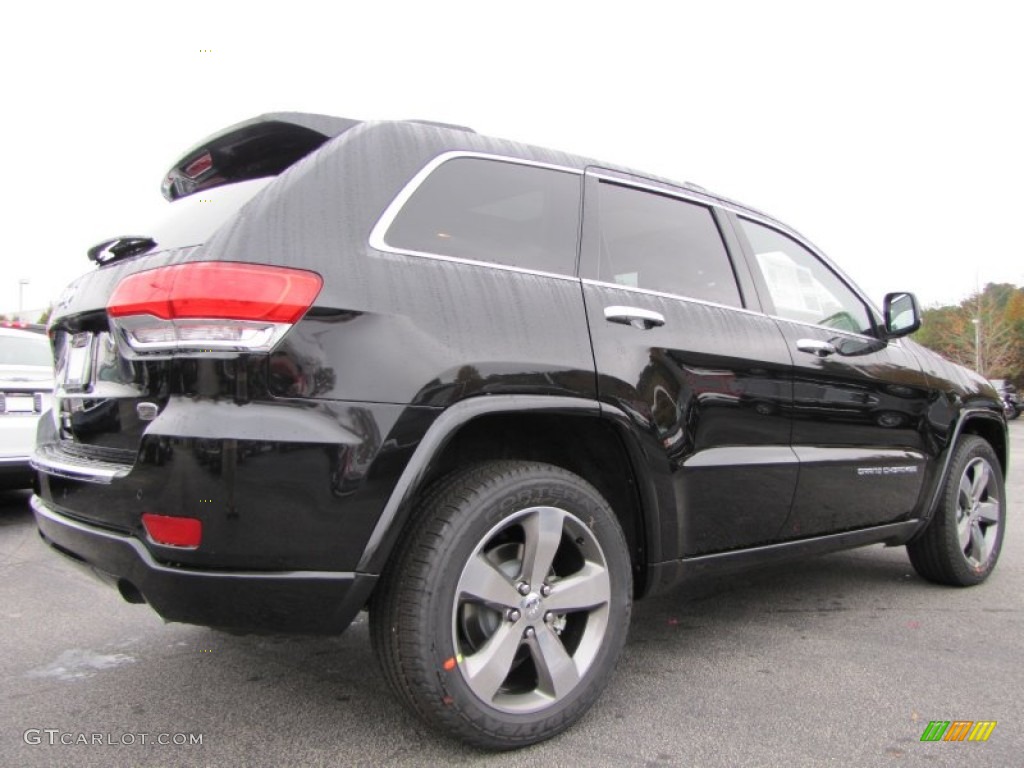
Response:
[882, 292, 921, 338]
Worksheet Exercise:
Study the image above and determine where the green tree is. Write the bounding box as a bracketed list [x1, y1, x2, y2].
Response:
[914, 283, 1023, 382]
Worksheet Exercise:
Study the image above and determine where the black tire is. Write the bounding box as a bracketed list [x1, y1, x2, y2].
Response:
[907, 435, 1005, 586]
[1006, 405, 1020, 421]
[369, 461, 632, 749]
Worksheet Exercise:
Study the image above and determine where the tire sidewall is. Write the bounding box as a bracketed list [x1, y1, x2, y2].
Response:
[417, 465, 632, 742]
[938, 438, 1006, 584]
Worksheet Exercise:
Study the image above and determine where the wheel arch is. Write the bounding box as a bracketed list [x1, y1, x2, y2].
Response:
[918, 408, 1007, 533]
[906, 411, 1007, 585]
[959, 413, 1008, 474]
[357, 396, 657, 596]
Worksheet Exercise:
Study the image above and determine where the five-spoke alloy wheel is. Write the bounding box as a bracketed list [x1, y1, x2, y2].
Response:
[908, 435, 1006, 586]
[954, 456, 1002, 570]
[452, 505, 612, 714]
[370, 461, 632, 749]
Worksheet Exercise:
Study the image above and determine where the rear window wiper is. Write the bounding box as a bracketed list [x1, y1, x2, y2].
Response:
[87, 236, 158, 265]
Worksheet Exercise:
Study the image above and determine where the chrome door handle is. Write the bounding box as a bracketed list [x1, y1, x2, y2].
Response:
[796, 338, 837, 358]
[604, 306, 666, 330]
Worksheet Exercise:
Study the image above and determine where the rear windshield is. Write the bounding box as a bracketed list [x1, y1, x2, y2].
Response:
[0, 333, 52, 367]
[144, 178, 273, 252]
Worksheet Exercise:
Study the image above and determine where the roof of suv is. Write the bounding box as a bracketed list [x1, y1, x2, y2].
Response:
[162, 112, 785, 232]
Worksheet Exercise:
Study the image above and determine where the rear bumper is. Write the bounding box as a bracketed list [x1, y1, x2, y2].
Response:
[32, 495, 377, 634]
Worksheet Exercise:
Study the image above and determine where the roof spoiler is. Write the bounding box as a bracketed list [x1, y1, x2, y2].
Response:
[161, 112, 360, 201]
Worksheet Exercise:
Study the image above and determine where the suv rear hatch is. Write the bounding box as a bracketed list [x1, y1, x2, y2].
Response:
[36, 113, 358, 527]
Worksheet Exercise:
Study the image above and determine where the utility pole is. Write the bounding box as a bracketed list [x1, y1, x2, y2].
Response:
[18, 278, 29, 321]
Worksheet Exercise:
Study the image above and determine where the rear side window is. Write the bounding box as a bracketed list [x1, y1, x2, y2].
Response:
[382, 157, 581, 275]
[596, 182, 742, 308]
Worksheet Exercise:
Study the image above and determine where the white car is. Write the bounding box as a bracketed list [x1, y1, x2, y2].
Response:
[0, 325, 53, 489]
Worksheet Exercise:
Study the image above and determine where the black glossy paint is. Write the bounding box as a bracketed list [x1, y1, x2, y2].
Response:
[582, 281, 797, 556]
[33, 496, 375, 634]
[775, 320, 932, 538]
[578, 170, 800, 558]
[38, 391, 431, 572]
[34, 115, 1007, 633]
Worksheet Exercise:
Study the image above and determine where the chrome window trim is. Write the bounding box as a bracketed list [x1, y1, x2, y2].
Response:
[588, 169, 891, 340]
[731, 213, 905, 346]
[589, 169, 870, 306]
[581, 279, 762, 317]
[372, 157, 901, 342]
[768, 313, 899, 345]
[587, 276, 900, 345]
[371, 247, 581, 282]
[731, 212, 885, 324]
[368, 151, 584, 279]
[587, 170, 721, 209]
[583, 172, 750, 312]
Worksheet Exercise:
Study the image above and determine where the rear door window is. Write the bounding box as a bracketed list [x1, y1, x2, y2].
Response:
[380, 157, 582, 275]
[595, 181, 743, 308]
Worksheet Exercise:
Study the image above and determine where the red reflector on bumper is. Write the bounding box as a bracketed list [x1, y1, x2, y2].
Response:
[141, 513, 202, 548]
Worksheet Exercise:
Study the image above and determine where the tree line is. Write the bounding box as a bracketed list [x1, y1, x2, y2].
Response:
[913, 282, 1024, 384]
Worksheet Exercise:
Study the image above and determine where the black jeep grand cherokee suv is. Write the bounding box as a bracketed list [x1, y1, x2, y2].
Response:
[33, 113, 1007, 748]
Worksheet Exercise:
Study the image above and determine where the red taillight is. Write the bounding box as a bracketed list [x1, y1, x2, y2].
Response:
[141, 513, 202, 548]
[107, 263, 322, 356]
[183, 151, 213, 179]
[109, 263, 322, 323]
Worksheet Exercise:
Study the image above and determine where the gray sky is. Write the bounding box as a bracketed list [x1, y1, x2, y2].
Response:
[2, 0, 1021, 318]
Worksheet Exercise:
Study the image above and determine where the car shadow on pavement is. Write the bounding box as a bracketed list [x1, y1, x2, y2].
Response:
[169, 544, 927, 757]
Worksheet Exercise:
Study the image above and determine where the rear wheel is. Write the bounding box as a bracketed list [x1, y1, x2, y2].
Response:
[907, 435, 1005, 586]
[370, 461, 632, 749]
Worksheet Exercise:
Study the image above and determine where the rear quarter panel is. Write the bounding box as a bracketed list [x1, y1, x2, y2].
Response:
[205, 121, 598, 407]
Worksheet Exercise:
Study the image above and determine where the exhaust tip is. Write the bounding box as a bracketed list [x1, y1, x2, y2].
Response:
[117, 579, 146, 605]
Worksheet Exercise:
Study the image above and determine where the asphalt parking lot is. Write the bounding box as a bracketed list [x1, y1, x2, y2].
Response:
[2, 422, 1021, 767]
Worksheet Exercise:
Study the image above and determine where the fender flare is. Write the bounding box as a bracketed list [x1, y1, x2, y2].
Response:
[911, 407, 1007, 540]
[356, 395, 602, 573]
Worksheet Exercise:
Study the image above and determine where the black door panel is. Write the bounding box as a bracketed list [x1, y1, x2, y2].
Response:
[585, 283, 796, 555]
[730, 214, 934, 538]
[780, 323, 931, 535]
[580, 172, 797, 557]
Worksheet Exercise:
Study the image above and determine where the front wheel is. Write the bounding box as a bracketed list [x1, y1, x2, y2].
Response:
[907, 436, 1005, 586]
[370, 461, 632, 749]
